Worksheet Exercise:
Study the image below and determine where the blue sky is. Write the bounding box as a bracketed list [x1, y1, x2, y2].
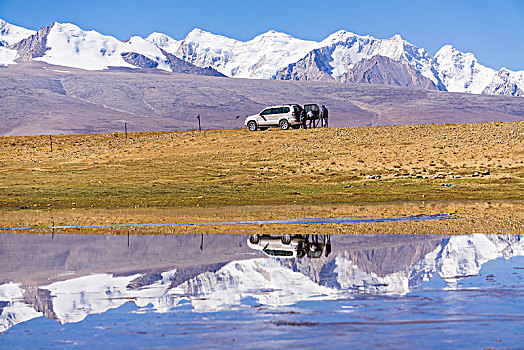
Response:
[0, 0, 522, 70]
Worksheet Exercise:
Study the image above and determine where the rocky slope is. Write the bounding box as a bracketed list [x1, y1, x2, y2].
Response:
[274, 47, 337, 82]
[9, 24, 53, 61]
[337, 55, 438, 90]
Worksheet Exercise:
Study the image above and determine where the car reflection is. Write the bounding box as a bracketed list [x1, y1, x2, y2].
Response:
[247, 234, 331, 259]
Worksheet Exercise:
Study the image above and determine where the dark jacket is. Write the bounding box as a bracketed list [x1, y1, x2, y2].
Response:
[300, 109, 307, 121]
[321, 106, 328, 119]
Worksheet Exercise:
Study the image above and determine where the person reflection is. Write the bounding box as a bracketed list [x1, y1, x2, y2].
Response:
[247, 234, 332, 259]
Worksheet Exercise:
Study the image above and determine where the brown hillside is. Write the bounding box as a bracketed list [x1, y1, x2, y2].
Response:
[0, 61, 522, 136]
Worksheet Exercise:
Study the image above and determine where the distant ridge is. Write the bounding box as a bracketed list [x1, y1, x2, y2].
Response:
[0, 18, 522, 96]
[5, 22, 223, 77]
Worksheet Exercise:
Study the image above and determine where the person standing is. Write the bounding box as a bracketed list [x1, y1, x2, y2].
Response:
[307, 109, 315, 128]
[300, 108, 307, 129]
[320, 105, 328, 127]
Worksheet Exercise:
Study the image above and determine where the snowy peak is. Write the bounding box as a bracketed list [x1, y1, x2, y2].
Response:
[32, 21, 152, 70]
[320, 29, 363, 46]
[0, 19, 36, 66]
[433, 44, 497, 94]
[8, 21, 223, 76]
[435, 44, 460, 56]
[0, 19, 36, 46]
[170, 26, 522, 96]
[252, 29, 294, 41]
[146, 32, 181, 54]
[176, 27, 318, 78]
[275, 30, 439, 87]
[434, 44, 480, 71]
[410, 234, 524, 286]
[433, 44, 524, 96]
[391, 34, 403, 40]
[482, 67, 524, 96]
[184, 27, 237, 45]
[9, 23, 54, 61]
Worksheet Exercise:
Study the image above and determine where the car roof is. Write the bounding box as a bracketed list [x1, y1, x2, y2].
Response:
[263, 104, 299, 108]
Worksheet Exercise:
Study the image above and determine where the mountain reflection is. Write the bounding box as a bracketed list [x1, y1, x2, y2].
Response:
[0, 233, 522, 332]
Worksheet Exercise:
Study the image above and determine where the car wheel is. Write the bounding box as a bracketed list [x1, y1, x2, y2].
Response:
[281, 234, 292, 245]
[279, 119, 290, 130]
[247, 121, 257, 131]
[249, 234, 260, 244]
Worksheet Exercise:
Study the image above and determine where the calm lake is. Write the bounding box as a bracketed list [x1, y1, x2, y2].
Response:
[1, 231, 523, 349]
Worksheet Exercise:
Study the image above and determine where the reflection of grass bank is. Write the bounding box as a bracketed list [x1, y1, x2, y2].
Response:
[1, 200, 522, 236]
[0, 121, 523, 209]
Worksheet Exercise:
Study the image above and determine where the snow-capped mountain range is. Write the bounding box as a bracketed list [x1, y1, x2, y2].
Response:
[0, 19, 522, 96]
[1, 233, 522, 332]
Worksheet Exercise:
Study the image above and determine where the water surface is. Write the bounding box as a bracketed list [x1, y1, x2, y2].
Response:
[0, 232, 522, 349]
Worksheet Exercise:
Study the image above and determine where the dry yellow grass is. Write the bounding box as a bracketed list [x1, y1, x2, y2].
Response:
[0, 121, 523, 234]
[1, 121, 523, 209]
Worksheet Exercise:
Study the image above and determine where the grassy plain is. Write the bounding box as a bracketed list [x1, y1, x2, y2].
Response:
[1, 121, 523, 234]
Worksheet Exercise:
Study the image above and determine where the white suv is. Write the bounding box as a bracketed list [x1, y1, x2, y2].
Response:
[245, 104, 302, 131]
[247, 234, 306, 258]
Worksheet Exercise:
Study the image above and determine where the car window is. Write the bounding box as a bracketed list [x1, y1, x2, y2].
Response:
[293, 106, 301, 113]
[261, 109, 272, 115]
[307, 250, 323, 258]
[271, 108, 283, 114]
[305, 104, 319, 112]
[282, 107, 290, 113]
[264, 249, 293, 257]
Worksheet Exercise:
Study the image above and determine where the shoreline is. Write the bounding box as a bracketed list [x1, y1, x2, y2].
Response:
[1, 199, 522, 236]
